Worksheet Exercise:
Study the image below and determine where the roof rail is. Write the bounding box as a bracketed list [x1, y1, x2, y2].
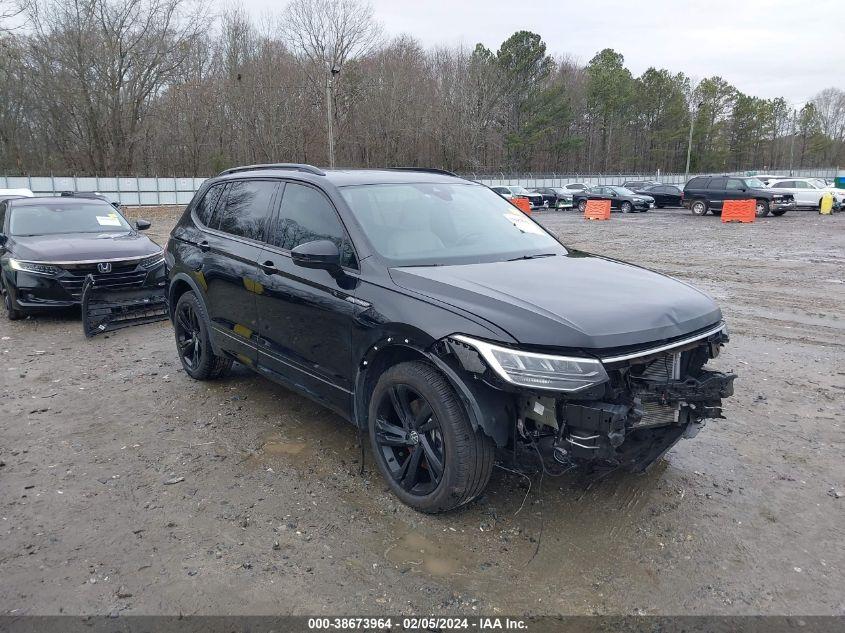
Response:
[386, 167, 459, 177]
[217, 163, 326, 177]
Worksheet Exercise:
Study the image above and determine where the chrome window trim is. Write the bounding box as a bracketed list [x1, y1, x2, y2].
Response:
[600, 321, 725, 364]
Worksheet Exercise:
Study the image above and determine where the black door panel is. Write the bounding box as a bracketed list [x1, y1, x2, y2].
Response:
[254, 181, 361, 418]
[255, 248, 361, 415]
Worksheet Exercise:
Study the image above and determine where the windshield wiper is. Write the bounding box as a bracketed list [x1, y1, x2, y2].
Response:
[507, 253, 557, 261]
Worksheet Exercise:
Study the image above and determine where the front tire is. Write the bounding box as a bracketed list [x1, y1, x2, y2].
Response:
[2, 280, 24, 321]
[368, 361, 494, 513]
[173, 291, 232, 380]
[690, 200, 708, 216]
[755, 200, 770, 217]
[621, 201, 633, 213]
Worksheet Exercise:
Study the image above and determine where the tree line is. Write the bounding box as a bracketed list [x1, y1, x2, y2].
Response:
[0, 0, 843, 177]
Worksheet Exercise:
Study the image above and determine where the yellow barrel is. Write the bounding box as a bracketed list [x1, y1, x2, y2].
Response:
[820, 192, 834, 215]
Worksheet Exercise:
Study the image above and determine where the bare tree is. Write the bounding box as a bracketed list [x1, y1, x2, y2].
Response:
[22, 0, 210, 173]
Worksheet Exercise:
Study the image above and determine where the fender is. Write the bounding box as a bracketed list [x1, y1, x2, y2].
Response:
[353, 337, 514, 447]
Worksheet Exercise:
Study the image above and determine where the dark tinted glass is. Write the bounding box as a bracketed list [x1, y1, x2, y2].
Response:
[0, 201, 6, 229]
[687, 177, 708, 188]
[726, 178, 744, 190]
[194, 183, 225, 226]
[216, 180, 277, 241]
[271, 182, 356, 268]
[707, 177, 727, 190]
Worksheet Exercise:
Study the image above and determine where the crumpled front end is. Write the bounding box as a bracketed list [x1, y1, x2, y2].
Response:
[437, 323, 735, 472]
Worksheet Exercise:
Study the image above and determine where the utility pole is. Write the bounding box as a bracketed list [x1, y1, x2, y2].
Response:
[325, 64, 340, 169]
[684, 102, 703, 184]
[788, 109, 797, 176]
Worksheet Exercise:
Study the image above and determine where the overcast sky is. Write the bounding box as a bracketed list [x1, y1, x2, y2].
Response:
[234, 0, 843, 105]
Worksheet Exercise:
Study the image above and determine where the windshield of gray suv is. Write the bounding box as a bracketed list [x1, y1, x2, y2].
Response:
[9, 201, 132, 236]
[339, 183, 566, 266]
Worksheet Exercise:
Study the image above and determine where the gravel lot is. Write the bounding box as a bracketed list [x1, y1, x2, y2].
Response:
[1, 206, 843, 616]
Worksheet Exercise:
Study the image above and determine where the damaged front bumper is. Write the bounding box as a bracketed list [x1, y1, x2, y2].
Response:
[438, 322, 736, 472]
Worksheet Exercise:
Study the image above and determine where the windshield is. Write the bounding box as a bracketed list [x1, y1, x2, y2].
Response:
[809, 179, 827, 189]
[9, 202, 132, 236]
[743, 178, 765, 189]
[612, 187, 636, 195]
[510, 186, 530, 195]
[339, 183, 566, 266]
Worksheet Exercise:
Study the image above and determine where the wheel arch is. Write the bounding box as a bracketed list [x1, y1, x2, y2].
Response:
[354, 337, 513, 447]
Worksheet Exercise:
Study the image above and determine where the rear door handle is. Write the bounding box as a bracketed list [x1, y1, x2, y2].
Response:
[199, 240, 210, 252]
[260, 260, 279, 275]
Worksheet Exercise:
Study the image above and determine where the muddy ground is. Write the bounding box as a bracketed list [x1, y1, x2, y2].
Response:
[1, 206, 843, 616]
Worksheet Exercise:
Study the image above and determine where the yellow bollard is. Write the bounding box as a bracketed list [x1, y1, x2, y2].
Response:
[820, 192, 834, 215]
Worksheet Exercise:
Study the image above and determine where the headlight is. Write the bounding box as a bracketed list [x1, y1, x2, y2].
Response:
[139, 252, 165, 269]
[8, 259, 61, 276]
[452, 335, 609, 392]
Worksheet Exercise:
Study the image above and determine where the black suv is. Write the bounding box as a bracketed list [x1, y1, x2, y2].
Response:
[166, 164, 735, 513]
[683, 176, 795, 217]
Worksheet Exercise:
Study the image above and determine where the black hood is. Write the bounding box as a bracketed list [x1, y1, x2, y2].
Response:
[390, 252, 722, 350]
[11, 231, 160, 262]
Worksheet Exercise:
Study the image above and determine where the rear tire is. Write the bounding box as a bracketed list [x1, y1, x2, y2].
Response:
[691, 200, 708, 216]
[368, 361, 494, 513]
[577, 200, 587, 213]
[755, 200, 770, 217]
[173, 291, 232, 380]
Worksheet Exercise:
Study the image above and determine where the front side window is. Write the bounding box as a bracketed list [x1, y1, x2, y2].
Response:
[270, 182, 356, 268]
[743, 178, 765, 189]
[726, 179, 745, 190]
[9, 201, 132, 236]
[216, 180, 277, 241]
[339, 183, 566, 267]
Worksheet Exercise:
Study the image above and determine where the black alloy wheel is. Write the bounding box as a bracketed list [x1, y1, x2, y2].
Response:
[173, 291, 231, 380]
[368, 361, 494, 513]
[621, 201, 633, 213]
[175, 300, 203, 371]
[373, 383, 445, 496]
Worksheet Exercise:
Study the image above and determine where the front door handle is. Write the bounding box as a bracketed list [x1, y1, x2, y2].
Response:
[260, 260, 279, 275]
[198, 240, 210, 252]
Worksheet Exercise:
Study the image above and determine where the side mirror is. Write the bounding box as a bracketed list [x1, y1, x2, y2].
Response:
[291, 239, 341, 273]
[135, 219, 151, 231]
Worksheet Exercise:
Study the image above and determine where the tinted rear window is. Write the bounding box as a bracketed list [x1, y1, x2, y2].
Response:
[195, 184, 226, 227]
[686, 177, 708, 189]
[216, 180, 278, 241]
[707, 178, 727, 190]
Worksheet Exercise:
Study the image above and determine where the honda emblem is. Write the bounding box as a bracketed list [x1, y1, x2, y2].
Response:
[97, 262, 112, 273]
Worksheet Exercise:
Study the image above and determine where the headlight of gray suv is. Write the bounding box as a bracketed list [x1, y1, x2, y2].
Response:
[452, 334, 609, 392]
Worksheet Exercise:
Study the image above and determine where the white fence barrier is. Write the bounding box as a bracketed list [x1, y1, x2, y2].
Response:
[1, 168, 838, 206]
[0, 175, 207, 206]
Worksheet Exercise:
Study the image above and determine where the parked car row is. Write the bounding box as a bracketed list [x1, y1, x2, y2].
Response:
[490, 173, 843, 217]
